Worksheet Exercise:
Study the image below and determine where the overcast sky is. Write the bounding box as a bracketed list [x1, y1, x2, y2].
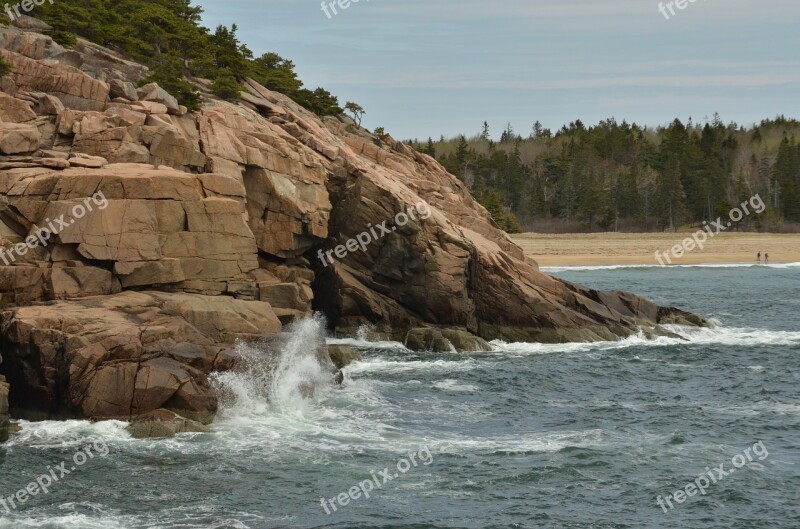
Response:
[200, 0, 800, 140]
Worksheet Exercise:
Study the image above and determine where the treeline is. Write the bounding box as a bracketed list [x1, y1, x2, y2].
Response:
[9, 0, 342, 114]
[413, 116, 800, 233]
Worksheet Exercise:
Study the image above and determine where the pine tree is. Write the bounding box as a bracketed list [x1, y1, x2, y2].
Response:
[456, 135, 469, 167]
[773, 138, 800, 220]
[481, 121, 490, 140]
[250, 52, 303, 94]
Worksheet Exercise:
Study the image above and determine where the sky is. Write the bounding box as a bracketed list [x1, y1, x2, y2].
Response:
[200, 0, 800, 141]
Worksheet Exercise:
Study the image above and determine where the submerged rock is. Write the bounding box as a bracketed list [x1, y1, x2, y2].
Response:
[405, 328, 492, 353]
[333, 370, 344, 385]
[126, 409, 210, 439]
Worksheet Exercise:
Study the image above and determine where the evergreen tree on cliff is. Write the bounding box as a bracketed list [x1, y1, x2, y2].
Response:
[31, 0, 343, 115]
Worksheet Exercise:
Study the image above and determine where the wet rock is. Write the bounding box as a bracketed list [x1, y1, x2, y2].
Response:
[657, 307, 710, 327]
[0, 374, 10, 442]
[333, 370, 344, 385]
[327, 344, 362, 369]
[126, 409, 210, 439]
[405, 328, 492, 353]
[0, 291, 280, 421]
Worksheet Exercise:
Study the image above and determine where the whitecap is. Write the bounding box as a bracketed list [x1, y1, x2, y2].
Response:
[662, 324, 800, 346]
[428, 428, 606, 455]
[5, 419, 130, 448]
[0, 513, 131, 529]
[348, 357, 481, 374]
[432, 379, 479, 392]
[489, 323, 800, 356]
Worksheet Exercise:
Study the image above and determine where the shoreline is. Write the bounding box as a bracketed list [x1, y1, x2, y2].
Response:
[511, 232, 800, 267]
[538, 263, 800, 272]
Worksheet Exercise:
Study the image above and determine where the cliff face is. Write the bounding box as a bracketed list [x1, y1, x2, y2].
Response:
[0, 25, 705, 426]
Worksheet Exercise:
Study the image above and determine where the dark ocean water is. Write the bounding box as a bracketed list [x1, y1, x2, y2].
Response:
[1, 264, 799, 528]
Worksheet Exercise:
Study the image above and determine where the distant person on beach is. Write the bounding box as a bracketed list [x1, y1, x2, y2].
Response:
[757, 251, 761, 263]
[765, 252, 769, 264]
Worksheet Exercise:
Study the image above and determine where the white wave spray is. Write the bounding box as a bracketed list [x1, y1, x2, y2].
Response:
[211, 313, 334, 422]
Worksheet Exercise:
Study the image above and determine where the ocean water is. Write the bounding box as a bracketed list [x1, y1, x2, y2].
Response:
[1, 264, 799, 528]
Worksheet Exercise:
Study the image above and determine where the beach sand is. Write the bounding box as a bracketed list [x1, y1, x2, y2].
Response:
[511, 232, 800, 267]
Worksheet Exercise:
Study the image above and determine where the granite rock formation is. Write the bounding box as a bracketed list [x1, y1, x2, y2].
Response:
[0, 24, 706, 428]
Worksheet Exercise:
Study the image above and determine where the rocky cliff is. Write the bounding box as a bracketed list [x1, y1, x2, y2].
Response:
[0, 23, 705, 430]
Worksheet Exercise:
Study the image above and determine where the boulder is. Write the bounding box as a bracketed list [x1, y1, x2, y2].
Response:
[0, 47, 109, 111]
[34, 93, 65, 115]
[0, 93, 36, 122]
[49, 266, 121, 298]
[109, 79, 139, 101]
[10, 15, 53, 32]
[145, 124, 206, 169]
[405, 328, 492, 353]
[136, 83, 180, 114]
[259, 282, 310, 312]
[126, 409, 210, 439]
[68, 152, 107, 168]
[105, 105, 147, 125]
[442, 329, 494, 352]
[70, 39, 150, 82]
[0, 266, 48, 307]
[39, 149, 69, 159]
[41, 157, 70, 169]
[0, 122, 40, 154]
[133, 100, 168, 115]
[327, 344, 362, 369]
[0, 291, 281, 421]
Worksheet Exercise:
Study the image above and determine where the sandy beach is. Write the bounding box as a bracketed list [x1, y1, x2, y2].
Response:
[511, 232, 800, 267]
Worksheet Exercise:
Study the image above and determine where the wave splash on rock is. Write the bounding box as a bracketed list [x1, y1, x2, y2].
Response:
[212, 314, 335, 421]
